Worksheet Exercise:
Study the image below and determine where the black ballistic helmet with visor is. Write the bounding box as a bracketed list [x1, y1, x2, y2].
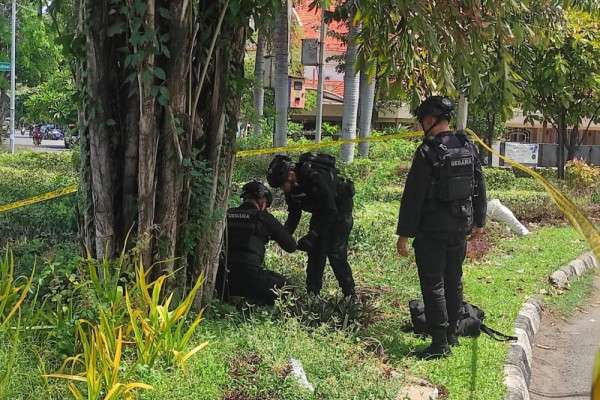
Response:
[414, 96, 455, 124]
[267, 155, 294, 188]
[241, 180, 273, 207]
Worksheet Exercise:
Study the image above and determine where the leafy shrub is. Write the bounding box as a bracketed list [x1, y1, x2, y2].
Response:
[366, 133, 419, 161]
[0, 153, 78, 243]
[488, 190, 563, 222]
[272, 291, 380, 333]
[321, 122, 339, 137]
[339, 158, 408, 205]
[565, 159, 600, 192]
[592, 187, 600, 204]
[483, 167, 544, 191]
[288, 121, 304, 139]
[0, 152, 76, 177]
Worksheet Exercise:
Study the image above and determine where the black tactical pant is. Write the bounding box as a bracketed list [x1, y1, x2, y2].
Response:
[413, 233, 466, 330]
[307, 212, 356, 296]
[218, 263, 288, 306]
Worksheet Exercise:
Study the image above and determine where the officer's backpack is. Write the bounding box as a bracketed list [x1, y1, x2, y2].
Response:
[298, 152, 355, 198]
[409, 299, 517, 342]
[299, 152, 337, 174]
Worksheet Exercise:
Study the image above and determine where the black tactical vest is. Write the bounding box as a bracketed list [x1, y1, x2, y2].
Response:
[226, 205, 268, 267]
[422, 132, 475, 227]
[292, 156, 354, 215]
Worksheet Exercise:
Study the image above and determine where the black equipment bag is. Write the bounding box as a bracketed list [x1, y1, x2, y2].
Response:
[299, 152, 337, 173]
[299, 152, 355, 198]
[409, 300, 517, 342]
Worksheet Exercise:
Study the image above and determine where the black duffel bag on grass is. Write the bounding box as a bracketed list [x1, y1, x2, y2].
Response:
[409, 300, 517, 342]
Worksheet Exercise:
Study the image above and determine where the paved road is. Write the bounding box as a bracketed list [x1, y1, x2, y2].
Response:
[529, 276, 600, 399]
[2, 135, 66, 152]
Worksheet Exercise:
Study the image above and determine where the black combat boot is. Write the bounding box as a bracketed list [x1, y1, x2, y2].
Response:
[447, 323, 460, 347]
[417, 328, 452, 359]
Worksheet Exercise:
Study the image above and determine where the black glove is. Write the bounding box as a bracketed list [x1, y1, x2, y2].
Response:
[297, 231, 318, 252]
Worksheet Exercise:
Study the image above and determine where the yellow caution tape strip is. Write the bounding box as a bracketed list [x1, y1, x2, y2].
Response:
[0, 131, 422, 214]
[466, 128, 600, 260]
[236, 130, 423, 158]
[0, 184, 78, 214]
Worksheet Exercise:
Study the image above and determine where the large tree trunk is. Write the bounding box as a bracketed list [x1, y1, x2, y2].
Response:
[85, 0, 116, 259]
[137, 0, 159, 267]
[566, 124, 579, 161]
[358, 71, 375, 157]
[273, 0, 289, 147]
[485, 112, 496, 166]
[340, 18, 360, 163]
[80, 0, 249, 307]
[253, 29, 267, 136]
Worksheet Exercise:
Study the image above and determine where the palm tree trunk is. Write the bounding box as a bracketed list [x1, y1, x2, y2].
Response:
[253, 29, 266, 136]
[273, 0, 290, 147]
[358, 71, 375, 157]
[340, 19, 360, 163]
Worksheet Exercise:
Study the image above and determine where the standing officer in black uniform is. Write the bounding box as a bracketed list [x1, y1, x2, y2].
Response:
[396, 96, 487, 358]
[266, 153, 356, 297]
[220, 180, 297, 305]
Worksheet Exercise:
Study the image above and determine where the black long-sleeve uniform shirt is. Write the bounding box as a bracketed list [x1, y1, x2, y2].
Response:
[283, 163, 347, 249]
[396, 132, 487, 237]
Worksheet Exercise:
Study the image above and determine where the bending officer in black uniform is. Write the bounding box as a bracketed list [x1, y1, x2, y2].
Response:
[267, 153, 356, 297]
[220, 180, 297, 305]
[396, 96, 487, 358]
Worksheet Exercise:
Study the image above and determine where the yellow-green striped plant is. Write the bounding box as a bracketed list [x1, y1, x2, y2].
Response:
[125, 261, 208, 368]
[44, 322, 152, 400]
[0, 250, 32, 330]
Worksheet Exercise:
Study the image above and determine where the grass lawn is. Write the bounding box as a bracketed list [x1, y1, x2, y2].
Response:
[0, 141, 595, 399]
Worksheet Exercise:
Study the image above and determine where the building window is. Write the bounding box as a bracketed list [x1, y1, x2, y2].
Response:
[507, 129, 531, 143]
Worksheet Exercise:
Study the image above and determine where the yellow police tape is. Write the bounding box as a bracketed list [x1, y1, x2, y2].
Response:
[1, 128, 599, 264]
[465, 129, 600, 260]
[0, 184, 78, 214]
[0, 131, 423, 214]
[467, 127, 600, 400]
[236, 130, 424, 158]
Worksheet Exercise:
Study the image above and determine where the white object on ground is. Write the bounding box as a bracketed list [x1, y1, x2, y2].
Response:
[289, 358, 315, 392]
[486, 198, 530, 236]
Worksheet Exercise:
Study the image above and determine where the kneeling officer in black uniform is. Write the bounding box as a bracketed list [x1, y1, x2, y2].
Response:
[267, 153, 356, 297]
[396, 96, 487, 358]
[221, 180, 297, 305]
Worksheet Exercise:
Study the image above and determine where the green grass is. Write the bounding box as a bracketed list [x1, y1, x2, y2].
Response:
[545, 271, 597, 318]
[0, 139, 596, 399]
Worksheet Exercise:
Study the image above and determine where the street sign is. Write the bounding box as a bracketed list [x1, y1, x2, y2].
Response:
[0, 62, 10, 72]
[301, 39, 319, 66]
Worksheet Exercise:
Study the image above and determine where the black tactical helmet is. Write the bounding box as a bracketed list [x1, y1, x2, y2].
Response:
[266, 155, 294, 188]
[414, 96, 455, 123]
[241, 180, 273, 207]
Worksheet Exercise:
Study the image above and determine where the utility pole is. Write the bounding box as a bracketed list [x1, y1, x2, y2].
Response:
[9, 0, 16, 154]
[314, 8, 327, 143]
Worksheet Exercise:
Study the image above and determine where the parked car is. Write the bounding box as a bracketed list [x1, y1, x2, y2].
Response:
[46, 128, 64, 140]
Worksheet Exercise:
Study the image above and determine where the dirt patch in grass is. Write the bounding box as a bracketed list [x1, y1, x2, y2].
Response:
[229, 352, 262, 379]
[467, 233, 492, 261]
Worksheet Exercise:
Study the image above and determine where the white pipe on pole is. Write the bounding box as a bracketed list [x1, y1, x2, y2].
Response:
[10, 0, 16, 154]
[314, 9, 327, 143]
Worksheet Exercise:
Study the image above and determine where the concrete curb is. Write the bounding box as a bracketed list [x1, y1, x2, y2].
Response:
[549, 252, 599, 289]
[503, 252, 599, 400]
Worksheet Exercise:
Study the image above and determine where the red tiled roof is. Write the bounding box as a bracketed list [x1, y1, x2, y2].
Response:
[294, 1, 348, 56]
[304, 79, 345, 98]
